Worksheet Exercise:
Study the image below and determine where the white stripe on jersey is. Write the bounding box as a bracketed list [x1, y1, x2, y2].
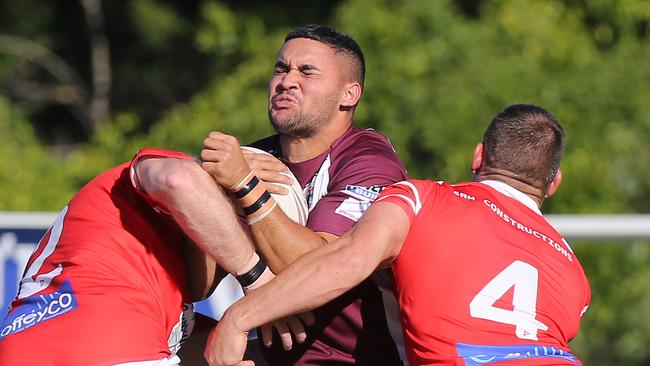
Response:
[308, 154, 332, 212]
[375, 181, 422, 215]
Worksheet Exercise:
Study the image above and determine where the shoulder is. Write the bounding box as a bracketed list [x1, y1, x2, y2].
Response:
[334, 127, 397, 156]
[331, 127, 405, 171]
[381, 179, 447, 201]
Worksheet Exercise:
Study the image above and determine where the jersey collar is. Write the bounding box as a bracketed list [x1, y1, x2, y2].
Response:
[479, 180, 542, 216]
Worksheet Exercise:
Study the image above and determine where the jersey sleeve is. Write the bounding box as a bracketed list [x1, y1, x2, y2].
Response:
[128, 148, 195, 209]
[375, 180, 429, 225]
[307, 142, 408, 236]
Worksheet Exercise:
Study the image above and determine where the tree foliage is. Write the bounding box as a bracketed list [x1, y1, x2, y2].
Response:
[1, 0, 649, 364]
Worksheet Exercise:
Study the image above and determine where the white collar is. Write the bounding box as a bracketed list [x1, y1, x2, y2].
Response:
[479, 180, 542, 215]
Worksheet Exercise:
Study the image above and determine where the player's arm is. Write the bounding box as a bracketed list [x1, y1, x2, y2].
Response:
[201, 132, 336, 272]
[181, 235, 226, 301]
[247, 207, 337, 271]
[133, 155, 257, 277]
[203, 201, 409, 366]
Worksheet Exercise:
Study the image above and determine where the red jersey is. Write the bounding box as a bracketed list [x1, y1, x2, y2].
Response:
[375, 179, 591, 366]
[0, 149, 193, 365]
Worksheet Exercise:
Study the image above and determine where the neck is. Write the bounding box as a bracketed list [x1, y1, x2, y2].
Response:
[475, 169, 546, 208]
[280, 120, 352, 163]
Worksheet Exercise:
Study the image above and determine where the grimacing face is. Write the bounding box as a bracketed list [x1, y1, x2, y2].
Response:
[268, 38, 349, 138]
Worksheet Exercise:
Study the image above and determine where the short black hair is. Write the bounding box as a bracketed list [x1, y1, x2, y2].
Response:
[482, 104, 566, 191]
[285, 24, 365, 86]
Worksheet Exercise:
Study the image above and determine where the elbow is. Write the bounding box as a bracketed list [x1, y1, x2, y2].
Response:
[142, 159, 208, 208]
[325, 242, 379, 292]
[158, 160, 205, 195]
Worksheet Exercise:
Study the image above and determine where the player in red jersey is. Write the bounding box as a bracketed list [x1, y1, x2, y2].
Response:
[204, 104, 591, 366]
[201, 24, 407, 365]
[0, 148, 291, 365]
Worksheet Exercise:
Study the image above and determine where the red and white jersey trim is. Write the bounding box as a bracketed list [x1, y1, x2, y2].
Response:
[375, 180, 422, 215]
[479, 180, 541, 215]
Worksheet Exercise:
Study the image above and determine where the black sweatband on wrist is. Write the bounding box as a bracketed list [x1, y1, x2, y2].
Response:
[243, 190, 272, 215]
[236, 256, 267, 288]
[235, 176, 259, 198]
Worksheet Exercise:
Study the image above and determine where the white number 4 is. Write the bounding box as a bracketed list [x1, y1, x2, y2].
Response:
[469, 260, 548, 340]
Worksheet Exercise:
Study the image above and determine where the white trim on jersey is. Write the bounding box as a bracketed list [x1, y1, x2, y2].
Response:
[375, 180, 422, 215]
[480, 180, 541, 215]
[308, 154, 331, 212]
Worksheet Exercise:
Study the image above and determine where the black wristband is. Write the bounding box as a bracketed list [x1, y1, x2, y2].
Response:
[243, 190, 272, 215]
[235, 176, 259, 198]
[235, 256, 267, 288]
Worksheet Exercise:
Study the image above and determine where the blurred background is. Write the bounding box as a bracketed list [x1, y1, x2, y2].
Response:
[1, 0, 649, 364]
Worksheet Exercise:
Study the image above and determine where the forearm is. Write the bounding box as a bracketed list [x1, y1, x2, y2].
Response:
[224, 234, 374, 333]
[182, 236, 225, 301]
[249, 209, 332, 272]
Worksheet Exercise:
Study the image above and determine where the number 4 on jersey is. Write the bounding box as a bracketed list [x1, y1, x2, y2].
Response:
[469, 260, 549, 340]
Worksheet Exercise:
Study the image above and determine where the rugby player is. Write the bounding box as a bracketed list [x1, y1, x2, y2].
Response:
[201, 24, 408, 365]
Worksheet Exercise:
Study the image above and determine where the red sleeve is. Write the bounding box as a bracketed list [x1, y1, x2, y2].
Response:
[375, 180, 429, 225]
[128, 148, 194, 208]
[307, 142, 408, 236]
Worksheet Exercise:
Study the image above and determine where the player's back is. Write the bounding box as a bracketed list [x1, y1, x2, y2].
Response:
[382, 180, 590, 365]
[0, 162, 188, 365]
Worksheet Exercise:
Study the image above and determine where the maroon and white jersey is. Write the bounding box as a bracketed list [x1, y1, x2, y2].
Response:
[251, 126, 408, 365]
[375, 179, 591, 365]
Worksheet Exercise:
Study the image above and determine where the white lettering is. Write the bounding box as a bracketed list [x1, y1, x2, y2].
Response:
[23, 313, 36, 325]
[12, 313, 25, 329]
[48, 299, 60, 314]
[59, 293, 72, 308]
[484, 200, 572, 262]
[36, 307, 48, 322]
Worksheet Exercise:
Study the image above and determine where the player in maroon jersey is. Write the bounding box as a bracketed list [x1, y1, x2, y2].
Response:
[0, 148, 302, 365]
[201, 24, 408, 365]
[204, 104, 591, 366]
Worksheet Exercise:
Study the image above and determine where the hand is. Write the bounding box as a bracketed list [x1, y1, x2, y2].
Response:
[259, 311, 315, 350]
[242, 149, 293, 195]
[204, 314, 253, 366]
[240, 268, 316, 351]
[201, 131, 252, 191]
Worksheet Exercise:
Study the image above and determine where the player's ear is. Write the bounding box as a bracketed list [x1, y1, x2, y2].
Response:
[341, 82, 362, 108]
[471, 143, 484, 174]
[545, 169, 563, 198]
